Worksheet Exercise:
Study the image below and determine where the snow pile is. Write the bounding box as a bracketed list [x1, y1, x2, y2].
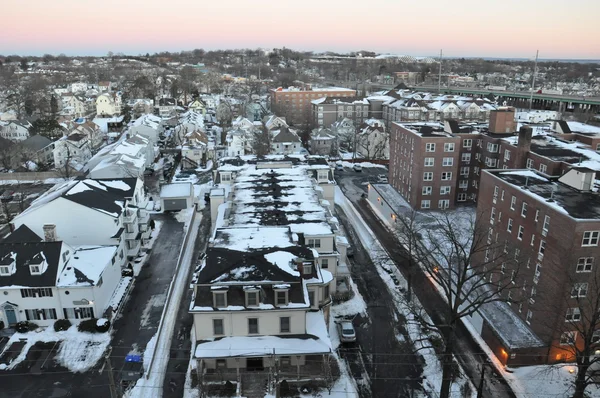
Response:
[331, 278, 368, 318]
[174, 207, 194, 229]
[143, 333, 157, 371]
[340, 161, 387, 169]
[96, 318, 109, 328]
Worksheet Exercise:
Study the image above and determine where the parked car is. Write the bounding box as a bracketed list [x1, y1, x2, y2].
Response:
[353, 164, 362, 172]
[337, 321, 357, 343]
[335, 163, 344, 171]
[0, 191, 14, 202]
[377, 174, 388, 183]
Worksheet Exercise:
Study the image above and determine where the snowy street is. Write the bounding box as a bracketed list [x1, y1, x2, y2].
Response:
[334, 167, 515, 398]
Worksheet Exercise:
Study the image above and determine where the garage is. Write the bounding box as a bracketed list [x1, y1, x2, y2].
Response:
[160, 182, 194, 211]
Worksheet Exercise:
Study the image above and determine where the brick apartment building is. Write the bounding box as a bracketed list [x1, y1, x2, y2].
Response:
[310, 97, 369, 128]
[475, 167, 600, 365]
[389, 107, 600, 210]
[269, 85, 356, 127]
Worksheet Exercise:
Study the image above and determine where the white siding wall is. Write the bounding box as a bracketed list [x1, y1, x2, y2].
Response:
[194, 309, 307, 341]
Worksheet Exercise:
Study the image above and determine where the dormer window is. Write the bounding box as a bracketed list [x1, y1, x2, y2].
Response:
[0, 266, 9, 275]
[302, 263, 312, 275]
[30, 265, 41, 275]
[274, 285, 290, 306]
[212, 290, 227, 308]
[245, 288, 259, 307]
[221, 173, 232, 182]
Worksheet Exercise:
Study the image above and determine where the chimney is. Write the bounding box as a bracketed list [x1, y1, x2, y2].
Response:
[43, 224, 57, 242]
[488, 107, 516, 134]
[515, 126, 533, 169]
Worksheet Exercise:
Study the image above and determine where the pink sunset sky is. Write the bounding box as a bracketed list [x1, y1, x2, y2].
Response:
[1, 0, 598, 59]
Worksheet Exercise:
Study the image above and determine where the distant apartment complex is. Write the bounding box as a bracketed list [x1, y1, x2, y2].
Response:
[269, 85, 356, 127]
[310, 97, 369, 128]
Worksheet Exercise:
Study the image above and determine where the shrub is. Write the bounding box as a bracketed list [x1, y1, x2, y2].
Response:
[279, 380, 296, 397]
[95, 318, 110, 333]
[53, 319, 72, 332]
[15, 321, 38, 333]
[78, 318, 99, 333]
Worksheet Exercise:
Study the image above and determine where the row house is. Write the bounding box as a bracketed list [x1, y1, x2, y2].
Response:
[87, 133, 154, 179]
[474, 168, 600, 365]
[191, 157, 345, 388]
[0, 225, 124, 327]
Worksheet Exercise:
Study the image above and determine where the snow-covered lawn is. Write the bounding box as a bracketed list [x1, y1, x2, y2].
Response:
[335, 187, 476, 398]
[331, 278, 368, 319]
[0, 325, 110, 372]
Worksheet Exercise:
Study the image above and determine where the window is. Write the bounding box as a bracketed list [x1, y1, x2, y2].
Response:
[517, 226, 524, 240]
[423, 172, 433, 181]
[593, 330, 600, 344]
[440, 186, 451, 195]
[526, 310, 532, 324]
[459, 180, 468, 189]
[487, 143, 499, 153]
[280, 356, 291, 366]
[425, 143, 435, 152]
[461, 153, 471, 162]
[535, 210, 539, 222]
[582, 231, 599, 246]
[276, 290, 288, 306]
[422, 186, 432, 195]
[213, 292, 227, 308]
[485, 157, 497, 168]
[507, 218, 513, 232]
[444, 143, 455, 152]
[457, 193, 467, 202]
[463, 139, 472, 148]
[424, 157, 434, 167]
[510, 196, 516, 210]
[323, 284, 330, 299]
[248, 318, 259, 334]
[571, 283, 588, 298]
[25, 308, 57, 321]
[303, 264, 312, 274]
[526, 159, 534, 169]
[280, 317, 290, 333]
[442, 157, 453, 166]
[542, 215, 550, 236]
[221, 173, 231, 182]
[438, 200, 450, 209]
[460, 167, 469, 176]
[321, 259, 329, 269]
[538, 240, 546, 257]
[576, 257, 593, 273]
[501, 190, 505, 201]
[213, 319, 224, 335]
[560, 331, 577, 345]
[441, 172, 452, 181]
[530, 234, 535, 246]
[504, 149, 511, 160]
[307, 239, 321, 248]
[0, 266, 9, 275]
[421, 200, 430, 209]
[565, 308, 581, 322]
[30, 265, 41, 274]
[511, 270, 517, 284]
[20, 288, 53, 298]
[530, 285, 537, 302]
[246, 291, 258, 307]
[308, 290, 315, 306]
[539, 164, 547, 174]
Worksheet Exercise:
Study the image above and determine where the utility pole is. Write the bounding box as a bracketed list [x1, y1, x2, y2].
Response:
[528, 50, 539, 112]
[438, 49, 443, 93]
[105, 346, 120, 398]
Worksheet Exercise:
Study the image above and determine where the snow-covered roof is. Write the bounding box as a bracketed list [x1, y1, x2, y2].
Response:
[212, 227, 295, 252]
[160, 183, 193, 198]
[56, 246, 117, 287]
[194, 311, 331, 358]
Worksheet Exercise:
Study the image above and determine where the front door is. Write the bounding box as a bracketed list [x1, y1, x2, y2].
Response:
[4, 307, 17, 326]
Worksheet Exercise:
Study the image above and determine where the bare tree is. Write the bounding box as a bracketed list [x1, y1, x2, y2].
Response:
[251, 126, 272, 156]
[541, 256, 600, 398]
[399, 209, 524, 398]
[54, 143, 74, 179]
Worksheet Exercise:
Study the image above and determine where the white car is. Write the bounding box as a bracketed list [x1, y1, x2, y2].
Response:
[338, 321, 356, 343]
[353, 164, 363, 172]
[377, 174, 388, 183]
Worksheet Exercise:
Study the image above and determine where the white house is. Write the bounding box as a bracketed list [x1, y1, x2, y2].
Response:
[158, 98, 177, 118]
[96, 93, 121, 116]
[61, 94, 87, 118]
[181, 130, 208, 169]
[225, 128, 251, 157]
[0, 224, 125, 327]
[67, 119, 104, 149]
[270, 126, 302, 155]
[231, 116, 257, 133]
[357, 119, 389, 160]
[53, 134, 93, 170]
[129, 114, 163, 144]
[188, 99, 206, 114]
[263, 115, 288, 132]
[12, 178, 150, 260]
[0, 121, 30, 141]
[87, 134, 154, 179]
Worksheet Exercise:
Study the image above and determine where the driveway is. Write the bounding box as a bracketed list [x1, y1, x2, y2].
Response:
[1, 212, 188, 398]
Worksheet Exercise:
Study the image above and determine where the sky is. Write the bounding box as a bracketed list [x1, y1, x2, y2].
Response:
[1, 0, 599, 59]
